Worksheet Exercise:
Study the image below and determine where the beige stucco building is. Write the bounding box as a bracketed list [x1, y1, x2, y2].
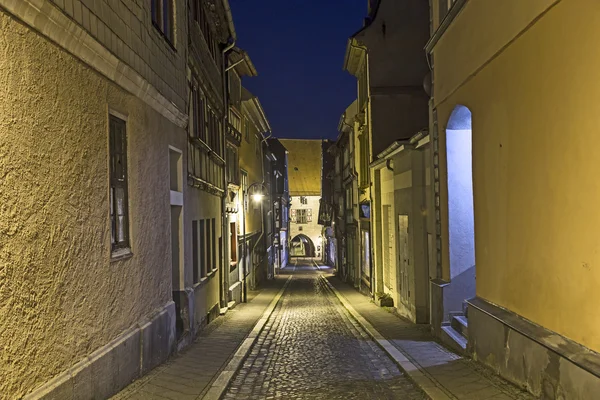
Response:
[0, 0, 190, 397]
[343, 0, 432, 309]
[280, 139, 325, 261]
[428, 0, 600, 397]
[237, 88, 271, 293]
[0, 0, 263, 398]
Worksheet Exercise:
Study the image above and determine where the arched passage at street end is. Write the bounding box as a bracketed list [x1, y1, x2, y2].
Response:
[290, 234, 316, 258]
[445, 105, 476, 314]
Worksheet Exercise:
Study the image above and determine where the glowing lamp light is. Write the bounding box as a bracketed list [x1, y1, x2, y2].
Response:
[252, 193, 264, 203]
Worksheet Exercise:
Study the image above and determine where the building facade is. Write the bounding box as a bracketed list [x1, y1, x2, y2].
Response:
[331, 101, 360, 285]
[280, 139, 324, 261]
[183, 0, 237, 348]
[0, 0, 191, 397]
[342, 0, 431, 304]
[266, 139, 291, 272]
[238, 88, 271, 293]
[0, 0, 274, 397]
[427, 0, 600, 397]
[224, 48, 256, 305]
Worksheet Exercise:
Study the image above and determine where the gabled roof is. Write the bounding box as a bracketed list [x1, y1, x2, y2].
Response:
[337, 99, 358, 133]
[342, 1, 381, 76]
[279, 139, 322, 196]
[242, 87, 271, 134]
[228, 47, 257, 77]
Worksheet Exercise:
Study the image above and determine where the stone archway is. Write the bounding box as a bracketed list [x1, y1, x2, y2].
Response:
[290, 234, 316, 258]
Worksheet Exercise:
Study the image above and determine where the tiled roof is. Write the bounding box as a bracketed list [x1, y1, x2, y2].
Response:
[279, 139, 322, 196]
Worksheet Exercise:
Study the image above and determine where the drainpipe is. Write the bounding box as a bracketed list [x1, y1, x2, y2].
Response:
[220, 15, 235, 310]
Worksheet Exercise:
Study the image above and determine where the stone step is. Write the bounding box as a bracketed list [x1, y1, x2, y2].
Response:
[451, 315, 469, 338]
[441, 325, 467, 354]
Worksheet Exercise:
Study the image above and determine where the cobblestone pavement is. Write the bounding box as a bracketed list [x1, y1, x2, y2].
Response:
[223, 265, 429, 400]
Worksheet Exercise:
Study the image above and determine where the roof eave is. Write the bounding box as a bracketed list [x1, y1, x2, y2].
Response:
[222, 0, 237, 41]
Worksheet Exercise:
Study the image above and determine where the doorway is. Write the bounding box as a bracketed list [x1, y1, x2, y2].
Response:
[446, 105, 475, 316]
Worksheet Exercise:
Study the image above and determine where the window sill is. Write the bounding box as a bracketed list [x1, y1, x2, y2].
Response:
[111, 248, 133, 262]
[230, 261, 238, 272]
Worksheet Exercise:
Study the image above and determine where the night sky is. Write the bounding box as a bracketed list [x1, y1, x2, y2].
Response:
[229, 0, 367, 140]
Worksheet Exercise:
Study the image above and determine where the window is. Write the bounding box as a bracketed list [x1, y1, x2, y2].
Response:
[358, 65, 368, 109]
[211, 218, 217, 272]
[109, 115, 130, 253]
[196, 1, 220, 64]
[230, 222, 237, 266]
[241, 170, 249, 211]
[296, 209, 312, 224]
[151, 0, 174, 45]
[192, 220, 199, 283]
[359, 132, 369, 187]
[244, 118, 250, 142]
[206, 219, 212, 272]
[229, 110, 241, 132]
[199, 219, 206, 278]
[207, 107, 221, 156]
[192, 86, 207, 143]
[226, 144, 239, 185]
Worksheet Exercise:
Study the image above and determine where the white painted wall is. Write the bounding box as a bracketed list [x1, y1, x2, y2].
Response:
[289, 196, 323, 259]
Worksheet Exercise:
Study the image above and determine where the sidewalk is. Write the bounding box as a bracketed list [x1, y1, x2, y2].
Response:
[111, 277, 286, 400]
[325, 276, 534, 400]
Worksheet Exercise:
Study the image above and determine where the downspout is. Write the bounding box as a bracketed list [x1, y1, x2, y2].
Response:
[220, 9, 236, 309]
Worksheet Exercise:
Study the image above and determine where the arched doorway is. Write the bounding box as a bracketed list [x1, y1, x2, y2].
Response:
[445, 105, 476, 322]
[290, 234, 316, 257]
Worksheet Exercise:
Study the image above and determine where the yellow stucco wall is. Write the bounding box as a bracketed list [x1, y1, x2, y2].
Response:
[434, 0, 600, 351]
[0, 14, 177, 397]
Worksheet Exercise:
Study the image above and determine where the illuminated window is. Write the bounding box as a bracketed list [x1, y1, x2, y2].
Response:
[151, 0, 175, 45]
[109, 115, 130, 252]
[296, 209, 312, 224]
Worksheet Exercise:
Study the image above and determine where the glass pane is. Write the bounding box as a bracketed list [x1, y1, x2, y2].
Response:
[110, 187, 114, 216]
[111, 215, 115, 244]
[116, 187, 125, 216]
[118, 216, 125, 242]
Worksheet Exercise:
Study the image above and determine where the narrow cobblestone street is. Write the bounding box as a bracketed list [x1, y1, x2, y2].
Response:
[223, 264, 428, 400]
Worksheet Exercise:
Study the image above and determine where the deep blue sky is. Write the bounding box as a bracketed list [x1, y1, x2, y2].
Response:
[229, 0, 367, 140]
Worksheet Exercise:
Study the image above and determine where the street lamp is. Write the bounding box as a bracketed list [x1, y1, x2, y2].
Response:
[242, 182, 267, 302]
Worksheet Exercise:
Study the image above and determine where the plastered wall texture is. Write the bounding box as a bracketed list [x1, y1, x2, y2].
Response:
[434, 0, 600, 352]
[47, 0, 188, 111]
[431, 0, 600, 396]
[0, 11, 179, 398]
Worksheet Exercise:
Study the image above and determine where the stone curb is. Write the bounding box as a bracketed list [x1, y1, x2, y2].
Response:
[319, 275, 455, 400]
[202, 274, 294, 400]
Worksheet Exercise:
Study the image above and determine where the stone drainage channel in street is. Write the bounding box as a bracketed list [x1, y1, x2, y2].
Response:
[204, 261, 429, 400]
